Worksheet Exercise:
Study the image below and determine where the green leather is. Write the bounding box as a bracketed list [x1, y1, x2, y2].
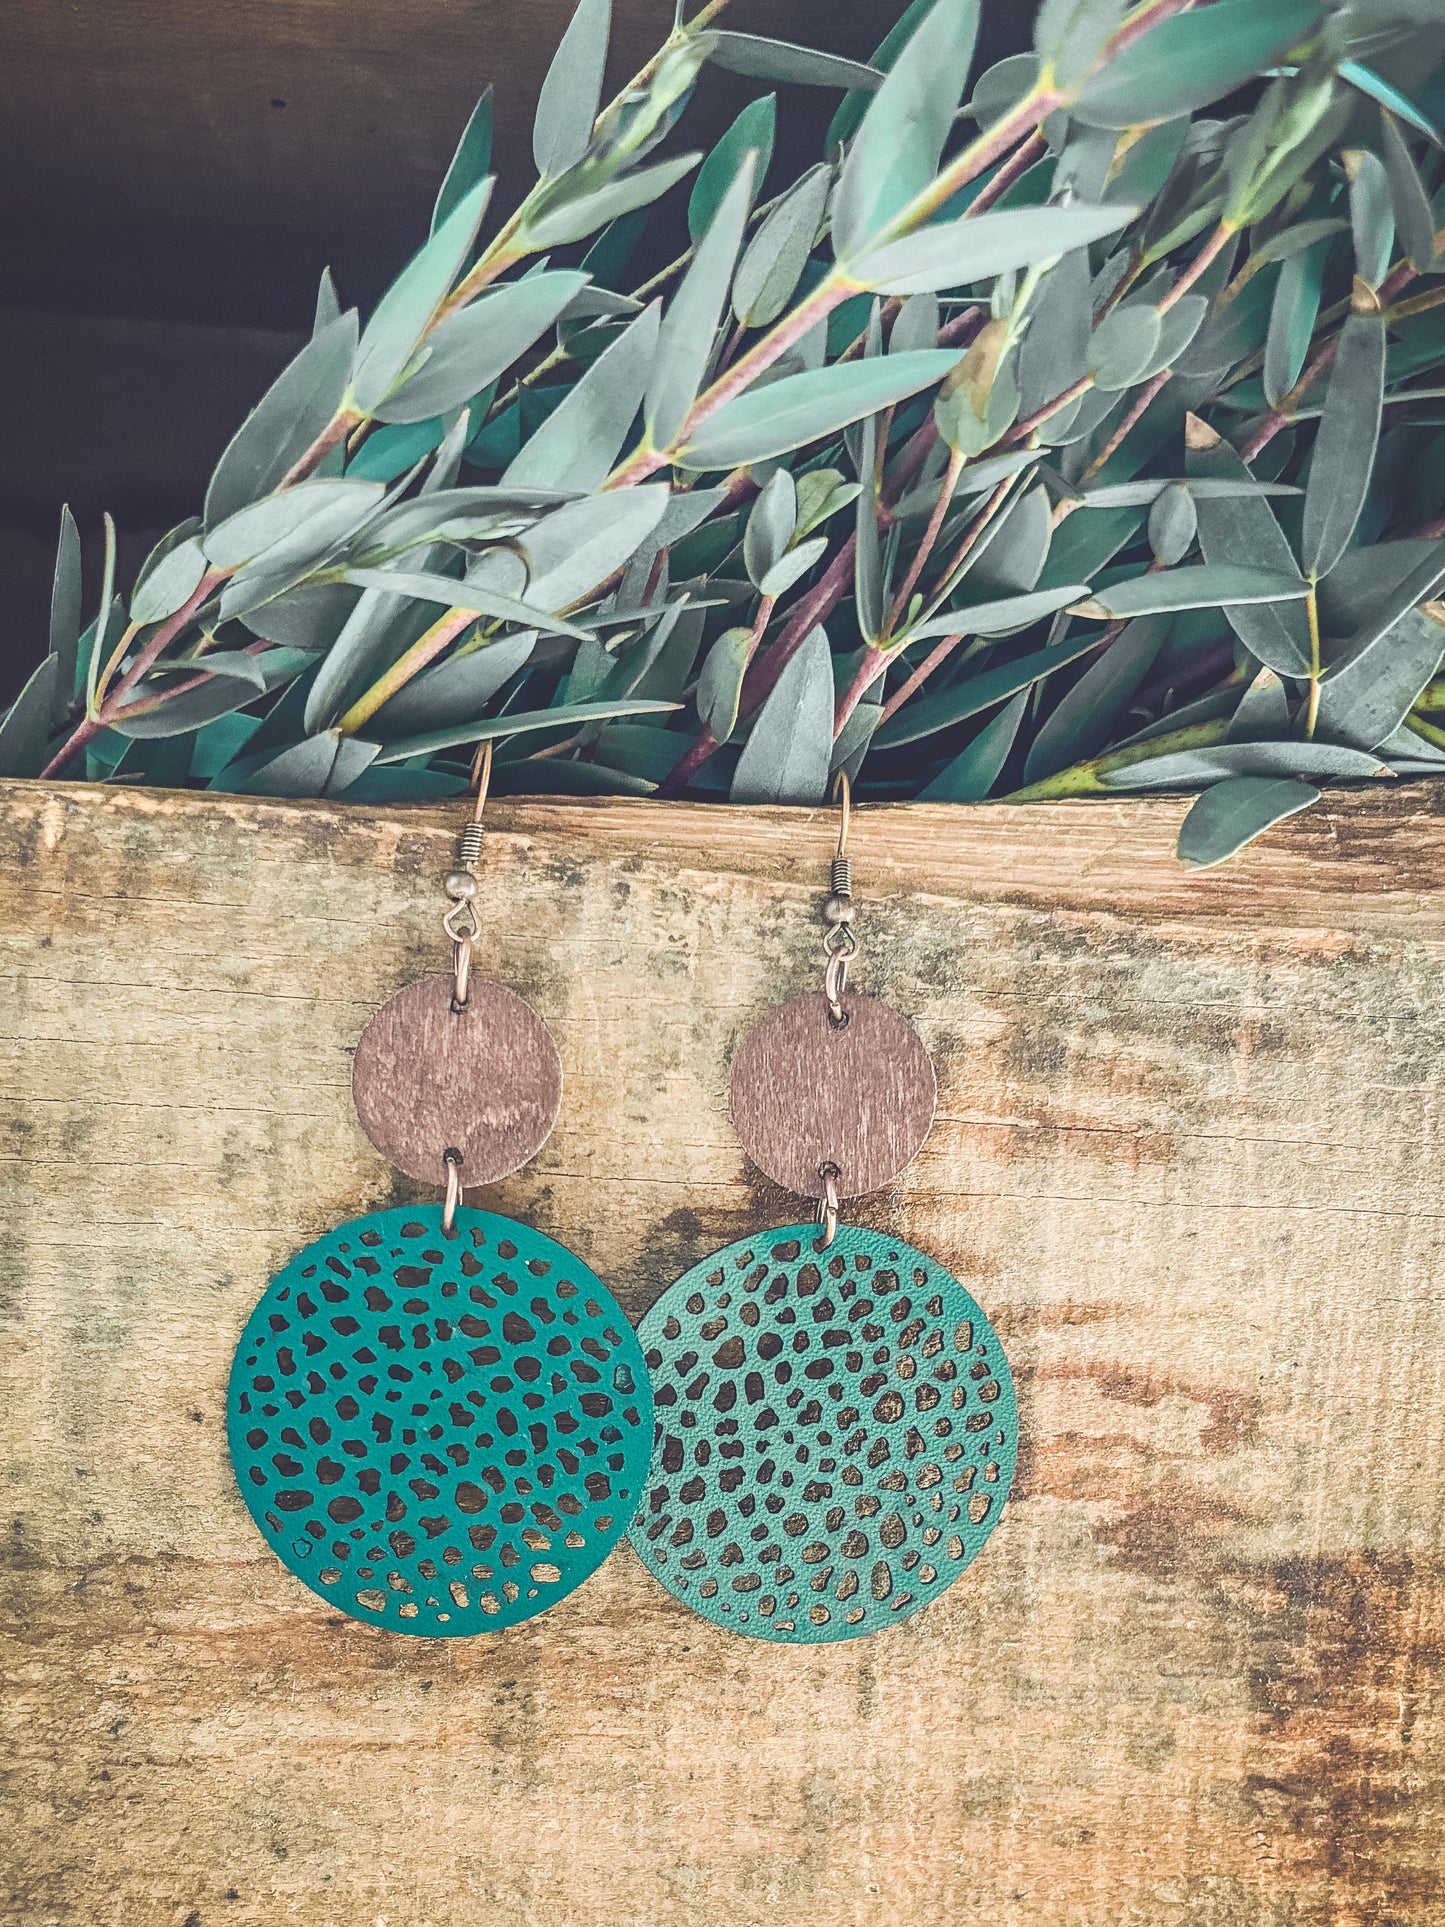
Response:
[228, 1205, 651, 1636]
[630, 1222, 1016, 1641]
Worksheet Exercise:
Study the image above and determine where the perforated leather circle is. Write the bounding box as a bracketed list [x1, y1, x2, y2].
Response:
[227, 1206, 651, 1636]
[630, 1224, 1015, 1642]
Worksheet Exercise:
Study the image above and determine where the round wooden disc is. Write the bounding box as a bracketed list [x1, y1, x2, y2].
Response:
[729, 991, 936, 1201]
[352, 975, 561, 1186]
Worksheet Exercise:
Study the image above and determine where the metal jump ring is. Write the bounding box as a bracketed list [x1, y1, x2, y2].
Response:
[815, 1162, 841, 1248]
[824, 950, 851, 1025]
[443, 1148, 464, 1235]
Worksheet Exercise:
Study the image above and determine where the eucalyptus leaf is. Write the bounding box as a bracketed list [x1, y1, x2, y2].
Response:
[519, 486, 672, 609]
[1089, 302, 1164, 391]
[372, 697, 681, 763]
[744, 470, 798, 588]
[1074, 565, 1312, 620]
[1187, 429, 1313, 675]
[112, 650, 310, 740]
[969, 486, 1052, 595]
[696, 625, 753, 739]
[525, 153, 701, 250]
[1380, 109, 1438, 272]
[351, 178, 494, 416]
[1317, 605, 1445, 747]
[1074, 0, 1325, 129]
[1265, 236, 1329, 407]
[48, 506, 83, 716]
[1018, 247, 1091, 420]
[375, 272, 587, 423]
[129, 538, 208, 627]
[1340, 60, 1444, 147]
[506, 301, 660, 489]
[705, 32, 883, 92]
[1100, 740, 1387, 788]
[205, 312, 360, 526]
[874, 624, 1105, 746]
[918, 688, 1028, 800]
[733, 165, 831, 330]
[833, 0, 982, 259]
[690, 96, 777, 241]
[678, 349, 967, 468]
[84, 514, 118, 719]
[1149, 484, 1197, 566]
[1225, 665, 1292, 741]
[760, 536, 828, 598]
[1302, 306, 1385, 580]
[647, 154, 756, 451]
[1345, 148, 1395, 288]
[847, 202, 1134, 295]
[0, 657, 62, 778]
[1024, 616, 1163, 782]
[534, 0, 611, 177]
[730, 622, 834, 804]
[342, 566, 591, 640]
[434, 90, 494, 235]
[1176, 775, 1320, 864]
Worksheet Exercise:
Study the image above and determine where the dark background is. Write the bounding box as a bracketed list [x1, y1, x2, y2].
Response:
[0, 0, 1034, 701]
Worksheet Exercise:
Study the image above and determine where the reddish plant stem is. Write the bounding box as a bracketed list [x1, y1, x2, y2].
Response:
[877, 632, 961, 725]
[965, 130, 1049, 218]
[885, 448, 965, 632]
[279, 409, 364, 492]
[1158, 221, 1235, 314]
[607, 278, 849, 487]
[1005, 373, 1094, 447]
[1079, 367, 1174, 487]
[40, 571, 226, 778]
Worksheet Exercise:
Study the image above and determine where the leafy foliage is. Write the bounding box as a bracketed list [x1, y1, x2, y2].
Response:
[15, 0, 1445, 862]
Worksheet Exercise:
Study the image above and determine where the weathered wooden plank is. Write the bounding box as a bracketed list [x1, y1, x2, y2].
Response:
[4, 777, 1445, 1926]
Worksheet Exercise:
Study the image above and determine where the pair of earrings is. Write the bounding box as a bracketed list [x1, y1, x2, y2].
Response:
[227, 751, 1016, 1644]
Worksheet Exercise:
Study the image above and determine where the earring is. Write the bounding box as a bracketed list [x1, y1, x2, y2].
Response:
[227, 745, 652, 1636]
[630, 776, 1015, 1642]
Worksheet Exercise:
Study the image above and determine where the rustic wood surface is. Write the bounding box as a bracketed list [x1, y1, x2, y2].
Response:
[4, 775, 1445, 1926]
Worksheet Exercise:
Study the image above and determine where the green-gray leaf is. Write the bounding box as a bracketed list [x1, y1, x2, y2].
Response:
[130, 538, 208, 627]
[534, 0, 611, 178]
[1024, 616, 1164, 782]
[733, 164, 831, 330]
[705, 33, 883, 92]
[1089, 301, 1163, 390]
[204, 311, 360, 526]
[434, 89, 494, 235]
[968, 485, 1052, 595]
[1074, 565, 1311, 620]
[744, 469, 798, 587]
[1187, 432, 1312, 675]
[677, 348, 966, 468]
[847, 201, 1133, 295]
[908, 582, 1084, 642]
[1176, 775, 1320, 865]
[1073, 0, 1325, 129]
[48, 506, 83, 716]
[203, 479, 383, 570]
[1317, 605, 1445, 748]
[690, 96, 777, 242]
[375, 271, 587, 423]
[1265, 236, 1328, 407]
[372, 631, 538, 734]
[1149, 484, 1197, 566]
[875, 625, 1105, 746]
[372, 698, 681, 763]
[505, 300, 661, 489]
[1346, 148, 1395, 288]
[0, 656, 62, 778]
[351, 178, 494, 415]
[1380, 109, 1437, 272]
[833, 0, 982, 258]
[647, 153, 756, 451]
[1101, 740, 1386, 788]
[917, 688, 1028, 800]
[525, 154, 701, 250]
[519, 486, 673, 609]
[730, 622, 834, 804]
[1302, 307, 1385, 580]
[696, 625, 753, 739]
[341, 566, 591, 640]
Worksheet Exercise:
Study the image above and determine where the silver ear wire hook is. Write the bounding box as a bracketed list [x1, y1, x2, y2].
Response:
[443, 741, 493, 1012]
[822, 770, 858, 1027]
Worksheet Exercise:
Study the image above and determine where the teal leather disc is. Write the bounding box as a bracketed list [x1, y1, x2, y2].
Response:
[227, 1205, 651, 1636]
[630, 1223, 1015, 1643]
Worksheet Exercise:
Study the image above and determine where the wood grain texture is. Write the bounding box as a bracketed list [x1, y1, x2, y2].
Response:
[352, 974, 562, 1184]
[5, 776, 1445, 1926]
[730, 990, 936, 1199]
